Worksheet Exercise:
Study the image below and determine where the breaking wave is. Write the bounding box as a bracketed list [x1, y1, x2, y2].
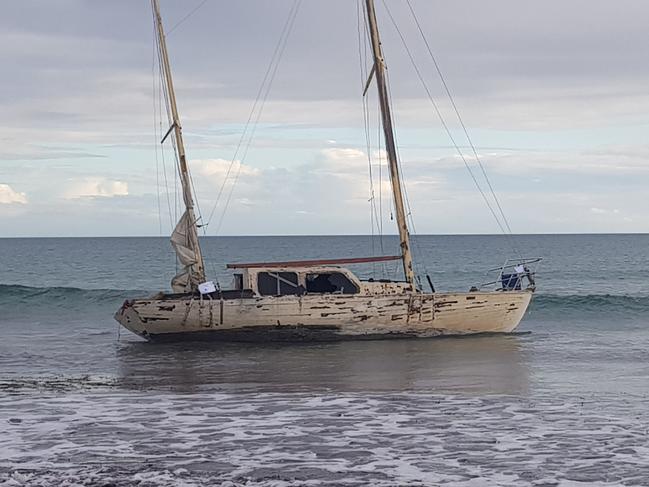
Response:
[1, 283, 647, 316]
[0, 283, 148, 308]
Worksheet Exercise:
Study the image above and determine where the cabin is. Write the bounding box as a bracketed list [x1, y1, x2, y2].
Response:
[226, 256, 413, 298]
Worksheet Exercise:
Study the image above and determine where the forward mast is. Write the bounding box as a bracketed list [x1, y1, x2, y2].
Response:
[152, 0, 206, 292]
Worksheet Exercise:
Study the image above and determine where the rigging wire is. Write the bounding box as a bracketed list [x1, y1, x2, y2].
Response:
[152, 23, 163, 236]
[152, 1, 224, 283]
[154, 2, 220, 280]
[380, 0, 520, 256]
[152, 8, 175, 233]
[361, 0, 396, 275]
[153, 7, 181, 275]
[404, 0, 517, 239]
[167, 0, 210, 35]
[155, 17, 186, 231]
[357, 0, 386, 273]
[204, 0, 300, 229]
[213, 3, 301, 235]
[214, 6, 300, 235]
[365, 1, 388, 264]
[155, 5, 199, 277]
[384, 61, 430, 282]
[378, 112, 386, 229]
[356, 0, 375, 272]
[204, 0, 302, 235]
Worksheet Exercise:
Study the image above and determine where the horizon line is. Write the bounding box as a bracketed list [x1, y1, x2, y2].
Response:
[1, 232, 648, 239]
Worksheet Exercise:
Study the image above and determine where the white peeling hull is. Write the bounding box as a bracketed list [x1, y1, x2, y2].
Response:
[115, 291, 533, 342]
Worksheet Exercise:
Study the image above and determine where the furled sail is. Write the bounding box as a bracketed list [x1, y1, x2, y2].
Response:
[170, 210, 203, 293]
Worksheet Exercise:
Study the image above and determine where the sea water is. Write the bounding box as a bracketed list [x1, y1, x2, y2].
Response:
[1, 234, 648, 486]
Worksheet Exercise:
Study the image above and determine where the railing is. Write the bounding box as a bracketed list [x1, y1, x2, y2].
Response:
[478, 257, 542, 292]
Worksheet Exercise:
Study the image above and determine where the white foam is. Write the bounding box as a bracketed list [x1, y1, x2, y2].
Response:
[2, 391, 649, 486]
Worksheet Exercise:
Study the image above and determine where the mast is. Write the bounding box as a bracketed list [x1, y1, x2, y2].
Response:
[152, 0, 206, 289]
[364, 0, 416, 288]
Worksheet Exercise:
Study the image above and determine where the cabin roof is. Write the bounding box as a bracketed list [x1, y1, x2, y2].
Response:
[226, 255, 402, 269]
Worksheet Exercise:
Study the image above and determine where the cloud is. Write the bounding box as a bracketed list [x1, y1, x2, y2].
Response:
[423, 145, 649, 178]
[0, 144, 106, 162]
[591, 207, 619, 215]
[181, 147, 447, 235]
[191, 158, 260, 180]
[0, 184, 27, 204]
[3, 1, 649, 236]
[64, 178, 128, 199]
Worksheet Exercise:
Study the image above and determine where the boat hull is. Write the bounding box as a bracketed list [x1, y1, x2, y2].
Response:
[115, 291, 533, 342]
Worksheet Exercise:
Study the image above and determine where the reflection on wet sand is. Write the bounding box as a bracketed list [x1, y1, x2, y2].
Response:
[115, 335, 530, 395]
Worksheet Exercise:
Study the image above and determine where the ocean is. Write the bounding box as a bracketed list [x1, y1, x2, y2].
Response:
[1, 234, 649, 486]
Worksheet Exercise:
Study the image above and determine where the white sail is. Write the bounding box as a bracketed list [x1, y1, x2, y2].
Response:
[170, 210, 202, 293]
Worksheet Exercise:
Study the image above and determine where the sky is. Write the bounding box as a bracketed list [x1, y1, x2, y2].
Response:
[2, 0, 649, 237]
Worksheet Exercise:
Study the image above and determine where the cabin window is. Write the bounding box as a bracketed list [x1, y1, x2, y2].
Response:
[232, 273, 243, 290]
[257, 272, 301, 296]
[305, 272, 358, 294]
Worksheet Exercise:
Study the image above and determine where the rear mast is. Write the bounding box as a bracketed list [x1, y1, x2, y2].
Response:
[152, 0, 206, 288]
[364, 0, 416, 289]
